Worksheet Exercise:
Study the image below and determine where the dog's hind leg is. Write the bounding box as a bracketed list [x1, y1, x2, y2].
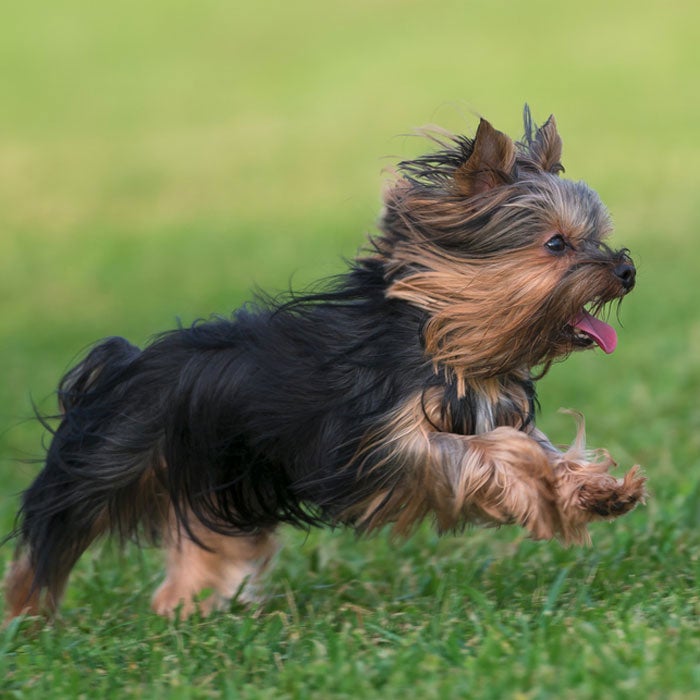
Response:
[151, 514, 278, 618]
[4, 553, 58, 620]
[4, 510, 109, 621]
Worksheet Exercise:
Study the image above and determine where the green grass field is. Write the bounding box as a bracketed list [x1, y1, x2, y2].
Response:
[2, 1, 699, 697]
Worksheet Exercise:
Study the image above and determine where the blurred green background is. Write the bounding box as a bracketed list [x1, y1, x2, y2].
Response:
[1, 0, 699, 695]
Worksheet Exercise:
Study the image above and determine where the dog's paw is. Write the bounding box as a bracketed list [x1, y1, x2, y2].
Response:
[577, 465, 646, 518]
[151, 581, 198, 618]
[553, 462, 646, 542]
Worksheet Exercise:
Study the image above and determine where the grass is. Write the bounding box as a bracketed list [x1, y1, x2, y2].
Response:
[2, 0, 700, 697]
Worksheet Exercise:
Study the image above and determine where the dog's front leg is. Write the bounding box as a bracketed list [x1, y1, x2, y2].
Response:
[349, 422, 643, 543]
[528, 426, 646, 543]
[426, 426, 564, 539]
[348, 425, 564, 540]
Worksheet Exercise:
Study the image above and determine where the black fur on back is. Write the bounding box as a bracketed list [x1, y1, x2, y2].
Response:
[13, 254, 535, 592]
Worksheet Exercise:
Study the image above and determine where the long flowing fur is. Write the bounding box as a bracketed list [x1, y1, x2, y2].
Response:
[5, 107, 645, 619]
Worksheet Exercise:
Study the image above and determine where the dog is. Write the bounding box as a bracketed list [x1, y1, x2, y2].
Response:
[5, 107, 645, 620]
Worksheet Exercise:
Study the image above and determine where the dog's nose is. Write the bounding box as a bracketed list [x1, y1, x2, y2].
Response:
[614, 262, 636, 291]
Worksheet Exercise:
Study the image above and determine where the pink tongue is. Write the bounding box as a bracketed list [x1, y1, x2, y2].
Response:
[572, 310, 618, 354]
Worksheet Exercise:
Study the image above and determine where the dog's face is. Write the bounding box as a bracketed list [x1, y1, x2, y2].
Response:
[468, 174, 637, 367]
[531, 181, 635, 359]
[377, 111, 635, 385]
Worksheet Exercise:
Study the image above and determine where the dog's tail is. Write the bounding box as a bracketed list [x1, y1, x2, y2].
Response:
[5, 337, 164, 618]
[57, 337, 140, 412]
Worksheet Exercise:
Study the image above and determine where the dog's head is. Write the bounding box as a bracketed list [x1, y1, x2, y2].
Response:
[375, 107, 635, 385]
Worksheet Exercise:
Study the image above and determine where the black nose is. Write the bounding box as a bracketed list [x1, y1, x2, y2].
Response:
[614, 262, 636, 291]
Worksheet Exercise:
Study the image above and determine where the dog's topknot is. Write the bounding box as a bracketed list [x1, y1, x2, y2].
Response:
[397, 105, 563, 198]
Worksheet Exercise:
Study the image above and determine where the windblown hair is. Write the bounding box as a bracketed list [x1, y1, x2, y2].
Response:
[5, 107, 644, 620]
[379, 116, 621, 384]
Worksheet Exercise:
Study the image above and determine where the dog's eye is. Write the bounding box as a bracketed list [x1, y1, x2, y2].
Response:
[545, 234, 568, 254]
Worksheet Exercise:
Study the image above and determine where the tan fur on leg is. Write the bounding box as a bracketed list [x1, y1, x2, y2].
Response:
[342, 392, 644, 544]
[430, 427, 564, 539]
[151, 517, 278, 618]
[531, 418, 646, 543]
[344, 413, 565, 540]
[5, 556, 42, 620]
[553, 459, 646, 543]
[548, 417, 646, 542]
[4, 554, 65, 621]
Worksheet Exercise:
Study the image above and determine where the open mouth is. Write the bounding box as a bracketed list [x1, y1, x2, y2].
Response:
[570, 309, 618, 354]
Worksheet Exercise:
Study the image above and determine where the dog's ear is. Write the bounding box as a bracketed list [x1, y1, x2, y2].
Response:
[529, 115, 563, 174]
[454, 119, 516, 197]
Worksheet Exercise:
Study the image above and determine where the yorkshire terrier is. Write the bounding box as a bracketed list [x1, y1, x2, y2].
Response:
[5, 107, 645, 620]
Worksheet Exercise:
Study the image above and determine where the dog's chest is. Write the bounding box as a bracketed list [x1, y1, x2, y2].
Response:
[442, 374, 534, 436]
